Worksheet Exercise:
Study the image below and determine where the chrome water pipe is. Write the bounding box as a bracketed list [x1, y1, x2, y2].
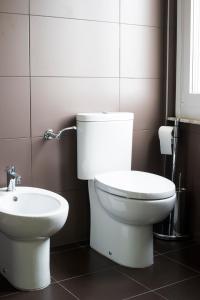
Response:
[43, 126, 77, 140]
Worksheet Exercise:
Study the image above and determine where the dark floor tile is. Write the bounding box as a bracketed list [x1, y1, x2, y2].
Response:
[50, 241, 86, 254]
[165, 244, 200, 272]
[132, 291, 167, 299]
[61, 268, 147, 300]
[0, 275, 18, 298]
[51, 277, 56, 283]
[154, 238, 195, 254]
[0, 284, 75, 300]
[51, 247, 114, 281]
[154, 247, 159, 255]
[116, 255, 197, 290]
[158, 276, 200, 300]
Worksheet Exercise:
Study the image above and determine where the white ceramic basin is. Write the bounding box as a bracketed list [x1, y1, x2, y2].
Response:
[0, 187, 69, 239]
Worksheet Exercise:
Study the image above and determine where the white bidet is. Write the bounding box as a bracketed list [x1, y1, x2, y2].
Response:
[0, 187, 69, 290]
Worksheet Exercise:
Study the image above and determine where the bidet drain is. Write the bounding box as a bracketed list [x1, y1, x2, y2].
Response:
[13, 196, 18, 201]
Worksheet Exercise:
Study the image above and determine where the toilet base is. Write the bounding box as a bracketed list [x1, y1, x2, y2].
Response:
[91, 223, 153, 268]
[0, 233, 51, 290]
[89, 181, 153, 268]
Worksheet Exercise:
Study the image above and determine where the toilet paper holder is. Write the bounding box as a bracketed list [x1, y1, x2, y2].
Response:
[155, 118, 189, 240]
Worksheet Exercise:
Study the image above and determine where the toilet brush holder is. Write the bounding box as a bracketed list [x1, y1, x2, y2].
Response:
[154, 187, 189, 240]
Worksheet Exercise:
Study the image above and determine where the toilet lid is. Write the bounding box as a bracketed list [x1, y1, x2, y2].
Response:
[94, 171, 176, 200]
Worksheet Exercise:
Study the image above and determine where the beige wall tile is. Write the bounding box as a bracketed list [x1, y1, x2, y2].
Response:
[31, 77, 119, 136]
[132, 130, 162, 174]
[0, 138, 31, 187]
[31, 16, 119, 77]
[120, 24, 161, 78]
[0, 77, 30, 138]
[32, 136, 82, 192]
[121, 0, 163, 27]
[30, 0, 119, 22]
[0, 0, 29, 14]
[120, 78, 162, 130]
[0, 14, 29, 76]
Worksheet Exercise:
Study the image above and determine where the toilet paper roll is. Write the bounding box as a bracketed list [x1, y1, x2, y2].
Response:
[158, 126, 174, 155]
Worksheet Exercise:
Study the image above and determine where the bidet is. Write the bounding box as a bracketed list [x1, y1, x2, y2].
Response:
[0, 187, 69, 290]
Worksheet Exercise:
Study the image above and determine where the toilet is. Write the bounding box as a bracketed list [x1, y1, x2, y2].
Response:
[76, 112, 176, 268]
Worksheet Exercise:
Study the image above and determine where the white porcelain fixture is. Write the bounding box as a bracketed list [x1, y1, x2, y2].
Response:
[76, 112, 176, 268]
[0, 187, 68, 290]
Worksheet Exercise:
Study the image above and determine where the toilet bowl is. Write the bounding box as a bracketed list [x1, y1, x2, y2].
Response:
[0, 187, 68, 290]
[94, 171, 176, 267]
[76, 112, 176, 268]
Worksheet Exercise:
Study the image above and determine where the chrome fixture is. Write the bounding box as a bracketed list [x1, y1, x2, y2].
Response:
[171, 118, 180, 183]
[43, 126, 77, 140]
[7, 166, 21, 192]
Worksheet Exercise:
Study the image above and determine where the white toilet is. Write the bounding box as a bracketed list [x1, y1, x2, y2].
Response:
[0, 187, 68, 290]
[77, 112, 176, 268]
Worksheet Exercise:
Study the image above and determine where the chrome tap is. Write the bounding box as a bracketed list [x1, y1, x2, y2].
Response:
[6, 166, 21, 191]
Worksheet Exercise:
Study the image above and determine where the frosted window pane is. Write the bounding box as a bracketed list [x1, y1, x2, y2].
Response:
[190, 0, 200, 94]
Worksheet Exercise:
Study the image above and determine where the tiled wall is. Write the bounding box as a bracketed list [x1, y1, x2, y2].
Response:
[0, 0, 164, 246]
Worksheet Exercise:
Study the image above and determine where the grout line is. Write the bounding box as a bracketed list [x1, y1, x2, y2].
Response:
[121, 22, 161, 29]
[123, 290, 154, 300]
[0, 75, 161, 79]
[0, 293, 20, 299]
[123, 290, 169, 300]
[154, 251, 162, 257]
[30, 13, 118, 24]
[56, 282, 80, 300]
[30, 127, 161, 140]
[114, 263, 200, 298]
[0, 11, 117, 24]
[152, 274, 200, 292]
[0, 137, 30, 140]
[155, 242, 198, 256]
[122, 274, 200, 300]
[0, 11, 28, 16]
[114, 267, 151, 292]
[28, 0, 33, 186]
[50, 244, 89, 255]
[54, 266, 116, 283]
[29, 76, 119, 79]
[153, 291, 169, 300]
[161, 254, 200, 274]
[0, 76, 29, 78]
[0, 11, 161, 29]
[51, 275, 57, 283]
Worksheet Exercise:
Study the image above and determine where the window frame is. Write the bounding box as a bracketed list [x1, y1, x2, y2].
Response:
[176, 0, 200, 120]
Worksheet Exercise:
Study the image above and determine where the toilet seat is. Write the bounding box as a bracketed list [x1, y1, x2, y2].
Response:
[95, 171, 175, 200]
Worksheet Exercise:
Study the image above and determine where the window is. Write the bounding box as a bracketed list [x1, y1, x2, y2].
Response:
[190, 0, 200, 94]
[176, 0, 200, 120]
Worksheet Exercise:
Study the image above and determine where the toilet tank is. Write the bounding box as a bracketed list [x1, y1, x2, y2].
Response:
[76, 112, 134, 180]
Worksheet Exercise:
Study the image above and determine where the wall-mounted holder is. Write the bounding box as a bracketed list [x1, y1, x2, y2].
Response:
[43, 126, 77, 140]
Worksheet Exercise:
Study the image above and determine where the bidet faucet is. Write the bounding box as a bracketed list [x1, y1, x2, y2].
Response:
[6, 166, 21, 191]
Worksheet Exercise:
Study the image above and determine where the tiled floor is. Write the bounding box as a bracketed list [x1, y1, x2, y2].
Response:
[1, 239, 200, 300]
